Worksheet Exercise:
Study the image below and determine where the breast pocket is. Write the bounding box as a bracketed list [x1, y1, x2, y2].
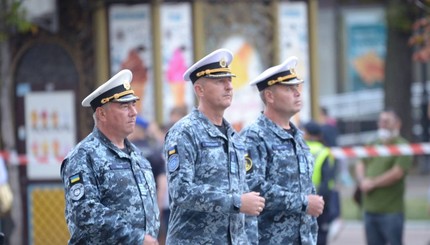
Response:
[198, 141, 228, 184]
[269, 144, 300, 192]
[139, 167, 157, 196]
[102, 162, 138, 200]
[232, 142, 247, 180]
[303, 153, 314, 177]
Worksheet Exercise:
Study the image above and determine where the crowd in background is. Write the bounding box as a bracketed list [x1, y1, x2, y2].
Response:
[128, 105, 188, 245]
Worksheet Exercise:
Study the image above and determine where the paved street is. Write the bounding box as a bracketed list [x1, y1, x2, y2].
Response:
[330, 173, 430, 245]
[330, 221, 430, 245]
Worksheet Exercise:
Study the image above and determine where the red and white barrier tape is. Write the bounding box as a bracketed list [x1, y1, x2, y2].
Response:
[330, 143, 430, 159]
[2, 143, 430, 164]
[0, 151, 27, 165]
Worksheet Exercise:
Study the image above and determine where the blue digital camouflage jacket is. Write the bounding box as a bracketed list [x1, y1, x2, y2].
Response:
[240, 114, 318, 245]
[164, 108, 255, 245]
[61, 127, 160, 244]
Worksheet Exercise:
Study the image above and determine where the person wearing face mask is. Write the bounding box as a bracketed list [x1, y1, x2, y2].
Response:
[354, 109, 413, 245]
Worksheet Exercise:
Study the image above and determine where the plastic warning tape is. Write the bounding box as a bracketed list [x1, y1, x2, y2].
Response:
[0, 151, 27, 165]
[2, 143, 430, 163]
[330, 143, 430, 159]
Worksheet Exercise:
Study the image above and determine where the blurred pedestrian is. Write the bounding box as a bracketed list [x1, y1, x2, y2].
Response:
[61, 69, 159, 244]
[427, 182, 430, 216]
[0, 156, 13, 245]
[303, 121, 336, 245]
[129, 117, 164, 155]
[240, 56, 324, 244]
[355, 109, 413, 245]
[129, 116, 169, 245]
[319, 107, 345, 241]
[164, 49, 265, 244]
[162, 105, 188, 134]
[319, 107, 338, 148]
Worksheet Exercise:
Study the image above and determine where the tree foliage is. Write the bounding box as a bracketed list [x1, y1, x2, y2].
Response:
[408, 0, 430, 62]
[0, 0, 36, 42]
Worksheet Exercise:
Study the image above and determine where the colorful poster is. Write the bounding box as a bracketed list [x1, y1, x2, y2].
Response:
[109, 4, 155, 120]
[344, 8, 386, 91]
[161, 3, 194, 124]
[222, 36, 264, 131]
[25, 92, 76, 180]
[278, 2, 311, 123]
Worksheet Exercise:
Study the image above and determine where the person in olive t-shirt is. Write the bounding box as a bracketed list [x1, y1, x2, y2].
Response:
[355, 109, 413, 245]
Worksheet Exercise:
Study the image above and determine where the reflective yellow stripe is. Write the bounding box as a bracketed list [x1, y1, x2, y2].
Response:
[307, 141, 335, 188]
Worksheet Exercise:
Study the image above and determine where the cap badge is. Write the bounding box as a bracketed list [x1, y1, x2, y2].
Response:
[219, 58, 227, 68]
[123, 82, 131, 90]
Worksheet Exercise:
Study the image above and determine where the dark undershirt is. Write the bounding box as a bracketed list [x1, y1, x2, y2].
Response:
[285, 127, 295, 136]
[215, 123, 228, 152]
[215, 123, 227, 136]
[121, 145, 131, 155]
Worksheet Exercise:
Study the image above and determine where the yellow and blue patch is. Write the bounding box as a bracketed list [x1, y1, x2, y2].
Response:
[168, 146, 177, 156]
[68, 173, 84, 201]
[167, 146, 179, 172]
[69, 173, 82, 186]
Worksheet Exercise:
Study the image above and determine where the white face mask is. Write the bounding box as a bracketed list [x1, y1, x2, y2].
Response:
[377, 128, 391, 141]
[377, 128, 399, 141]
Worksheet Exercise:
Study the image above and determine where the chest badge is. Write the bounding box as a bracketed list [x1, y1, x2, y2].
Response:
[245, 154, 253, 172]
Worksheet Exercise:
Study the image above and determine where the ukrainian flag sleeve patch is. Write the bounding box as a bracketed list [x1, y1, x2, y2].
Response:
[69, 173, 82, 185]
[68, 172, 85, 201]
[167, 145, 179, 172]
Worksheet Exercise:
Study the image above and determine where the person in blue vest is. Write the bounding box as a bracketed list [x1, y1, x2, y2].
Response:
[303, 120, 336, 245]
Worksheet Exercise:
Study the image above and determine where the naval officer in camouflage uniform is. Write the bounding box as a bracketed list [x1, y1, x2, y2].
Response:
[240, 57, 325, 245]
[164, 49, 265, 245]
[61, 69, 160, 245]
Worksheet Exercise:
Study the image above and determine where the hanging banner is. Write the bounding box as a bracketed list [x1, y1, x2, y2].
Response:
[222, 36, 263, 131]
[109, 4, 155, 120]
[344, 8, 386, 91]
[25, 91, 76, 180]
[278, 2, 311, 123]
[160, 3, 194, 125]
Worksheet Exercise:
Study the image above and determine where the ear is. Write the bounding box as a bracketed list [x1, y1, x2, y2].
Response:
[194, 83, 204, 97]
[265, 89, 274, 104]
[96, 107, 107, 121]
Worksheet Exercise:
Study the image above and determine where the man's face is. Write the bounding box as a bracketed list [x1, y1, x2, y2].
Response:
[377, 111, 400, 141]
[378, 111, 399, 131]
[102, 101, 138, 138]
[196, 77, 233, 110]
[267, 83, 302, 116]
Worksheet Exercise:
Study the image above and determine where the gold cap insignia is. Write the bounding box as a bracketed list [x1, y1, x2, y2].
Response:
[123, 82, 131, 90]
[219, 58, 227, 68]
